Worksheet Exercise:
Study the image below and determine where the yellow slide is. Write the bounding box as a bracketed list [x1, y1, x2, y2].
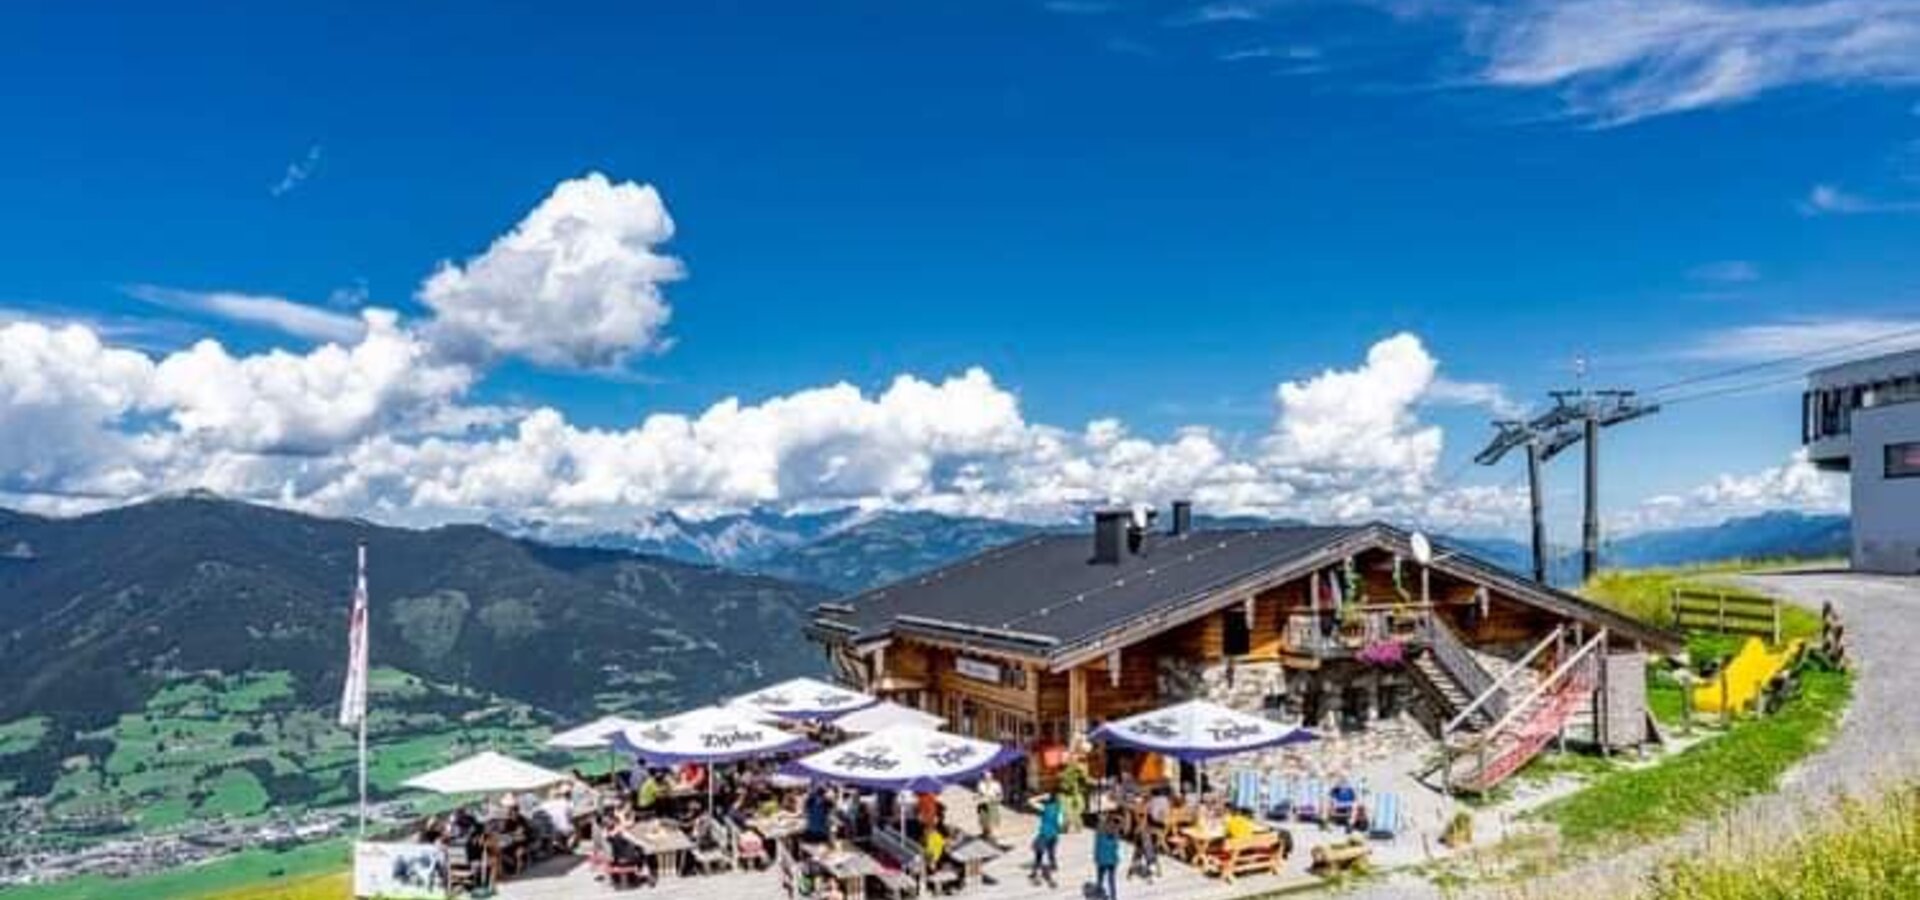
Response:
[1694, 637, 1805, 715]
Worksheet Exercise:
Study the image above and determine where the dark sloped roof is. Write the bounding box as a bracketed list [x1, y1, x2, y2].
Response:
[820, 525, 1357, 652]
[814, 521, 1683, 660]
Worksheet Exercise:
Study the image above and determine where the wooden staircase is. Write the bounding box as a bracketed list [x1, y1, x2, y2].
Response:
[1410, 616, 1506, 735]
[1443, 628, 1606, 795]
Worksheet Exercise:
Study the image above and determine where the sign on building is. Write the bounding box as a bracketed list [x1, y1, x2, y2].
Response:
[955, 656, 1002, 683]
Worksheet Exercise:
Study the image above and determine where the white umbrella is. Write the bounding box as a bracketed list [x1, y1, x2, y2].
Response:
[784, 724, 1021, 794]
[1090, 699, 1314, 763]
[729, 676, 876, 721]
[610, 705, 816, 766]
[402, 751, 567, 795]
[832, 700, 946, 735]
[547, 715, 648, 750]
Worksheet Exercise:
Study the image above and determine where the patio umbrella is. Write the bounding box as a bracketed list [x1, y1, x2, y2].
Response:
[728, 676, 877, 722]
[784, 724, 1021, 794]
[547, 714, 647, 751]
[831, 700, 946, 735]
[611, 704, 817, 843]
[402, 751, 568, 795]
[784, 724, 1022, 858]
[1090, 699, 1314, 763]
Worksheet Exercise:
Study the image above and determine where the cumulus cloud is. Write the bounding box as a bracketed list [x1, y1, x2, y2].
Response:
[1469, 0, 1920, 126]
[419, 172, 684, 369]
[150, 310, 474, 455]
[0, 312, 1535, 534]
[126, 284, 368, 344]
[1614, 450, 1847, 532]
[0, 321, 158, 495]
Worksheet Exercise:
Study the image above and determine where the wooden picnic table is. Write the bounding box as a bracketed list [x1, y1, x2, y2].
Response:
[945, 835, 1002, 884]
[749, 812, 807, 840]
[631, 822, 694, 879]
[1181, 822, 1273, 861]
[807, 844, 880, 899]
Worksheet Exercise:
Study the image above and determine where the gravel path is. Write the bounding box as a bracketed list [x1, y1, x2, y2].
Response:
[1340, 570, 1920, 900]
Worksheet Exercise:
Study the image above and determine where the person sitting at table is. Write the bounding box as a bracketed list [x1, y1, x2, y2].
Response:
[1145, 789, 1171, 830]
[635, 768, 663, 814]
[915, 790, 941, 841]
[498, 802, 532, 875]
[537, 785, 578, 853]
[1329, 776, 1359, 832]
[677, 761, 707, 794]
[606, 807, 658, 888]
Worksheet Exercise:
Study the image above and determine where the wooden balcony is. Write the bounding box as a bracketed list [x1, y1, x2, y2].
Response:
[1282, 604, 1432, 660]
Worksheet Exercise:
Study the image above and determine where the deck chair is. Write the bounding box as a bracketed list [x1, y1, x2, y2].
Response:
[1231, 769, 1262, 810]
[1366, 792, 1401, 840]
[445, 843, 477, 892]
[1329, 786, 1358, 829]
[1263, 773, 1294, 821]
[1293, 778, 1325, 823]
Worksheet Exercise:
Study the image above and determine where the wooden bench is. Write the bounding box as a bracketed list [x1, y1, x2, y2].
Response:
[1309, 838, 1371, 876]
[1200, 832, 1286, 883]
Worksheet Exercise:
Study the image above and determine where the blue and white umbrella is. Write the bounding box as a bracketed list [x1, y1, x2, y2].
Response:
[1091, 699, 1313, 763]
[610, 705, 815, 766]
[729, 676, 877, 722]
[784, 724, 1022, 794]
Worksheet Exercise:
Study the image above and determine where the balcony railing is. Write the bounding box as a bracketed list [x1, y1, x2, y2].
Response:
[1284, 605, 1431, 657]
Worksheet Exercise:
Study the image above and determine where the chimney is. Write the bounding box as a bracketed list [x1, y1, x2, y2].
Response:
[1170, 500, 1193, 536]
[1092, 510, 1130, 565]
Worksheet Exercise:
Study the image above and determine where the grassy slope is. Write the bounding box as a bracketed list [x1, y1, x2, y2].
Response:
[1, 841, 349, 900]
[1641, 785, 1920, 900]
[1516, 562, 1851, 848]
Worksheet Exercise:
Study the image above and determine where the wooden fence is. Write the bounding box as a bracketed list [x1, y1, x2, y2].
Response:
[1669, 586, 1781, 645]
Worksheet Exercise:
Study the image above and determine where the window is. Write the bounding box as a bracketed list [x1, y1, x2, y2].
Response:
[1888, 442, 1920, 479]
[1222, 608, 1251, 657]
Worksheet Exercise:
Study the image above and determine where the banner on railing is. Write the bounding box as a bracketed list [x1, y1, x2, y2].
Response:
[354, 841, 449, 899]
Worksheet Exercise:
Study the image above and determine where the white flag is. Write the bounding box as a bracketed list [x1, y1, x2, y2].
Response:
[338, 543, 369, 729]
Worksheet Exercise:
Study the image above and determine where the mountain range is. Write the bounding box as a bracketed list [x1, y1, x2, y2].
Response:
[0, 495, 831, 807]
[504, 506, 1852, 593]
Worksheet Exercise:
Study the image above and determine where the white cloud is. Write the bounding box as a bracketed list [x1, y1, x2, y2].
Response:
[1800, 182, 1920, 215]
[0, 314, 1539, 535]
[0, 321, 158, 495]
[1175, 1, 1274, 25]
[419, 172, 684, 369]
[150, 309, 473, 456]
[270, 144, 323, 197]
[1469, 0, 1920, 126]
[1679, 316, 1920, 362]
[1688, 259, 1762, 283]
[1615, 450, 1847, 532]
[1219, 44, 1322, 63]
[1427, 376, 1526, 418]
[126, 284, 368, 344]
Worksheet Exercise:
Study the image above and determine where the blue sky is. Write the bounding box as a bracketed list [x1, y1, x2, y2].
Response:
[2, 1, 1916, 538]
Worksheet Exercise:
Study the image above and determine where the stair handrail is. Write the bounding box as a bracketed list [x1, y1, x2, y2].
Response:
[1470, 627, 1607, 749]
[1424, 615, 1506, 725]
[1443, 625, 1565, 737]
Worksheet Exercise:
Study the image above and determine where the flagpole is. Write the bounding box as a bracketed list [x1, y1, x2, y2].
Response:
[357, 541, 369, 837]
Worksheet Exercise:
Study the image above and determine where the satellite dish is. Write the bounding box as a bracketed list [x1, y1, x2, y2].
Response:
[1410, 531, 1433, 566]
[1130, 503, 1152, 530]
